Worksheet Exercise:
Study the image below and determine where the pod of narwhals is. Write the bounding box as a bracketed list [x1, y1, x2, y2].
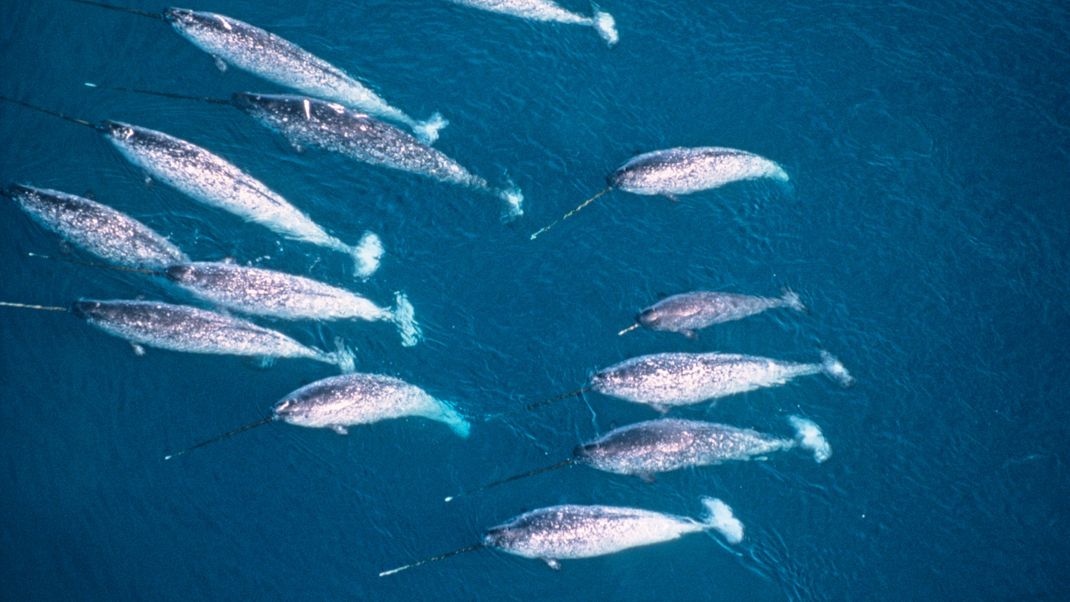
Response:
[0, 0, 853, 578]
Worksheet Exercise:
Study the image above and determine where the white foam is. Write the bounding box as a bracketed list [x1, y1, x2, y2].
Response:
[701, 497, 744, 544]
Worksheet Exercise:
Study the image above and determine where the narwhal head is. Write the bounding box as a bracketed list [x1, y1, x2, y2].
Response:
[164, 8, 231, 35]
[271, 396, 313, 426]
[635, 307, 662, 329]
[70, 300, 104, 321]
[482, 523, 526, 552]
[99, 120, 137, 142]
[163, 263, 197, 285]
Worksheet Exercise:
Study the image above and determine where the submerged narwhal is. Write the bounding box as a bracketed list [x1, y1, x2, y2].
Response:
[5, 184, 188, 270]
[71, 1, 448, 142]
[380, 496, 743, 575]
[0, 298, 355, 371]
[446, 416, 829, 501]
[531, 146, 789, 239]
[449, 0, 619, 47]
[165, 373, 471, 459]
[0, 96, 382, 277]
[618, 289, 806, 338]
[163, 261, 422, 346]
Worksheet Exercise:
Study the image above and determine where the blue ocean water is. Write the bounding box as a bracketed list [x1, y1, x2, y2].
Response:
[1, 0, 1068, 599]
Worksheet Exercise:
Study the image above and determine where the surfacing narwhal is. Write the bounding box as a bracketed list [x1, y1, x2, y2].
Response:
[617, 289, 806, 338]
[0, 298, 355, 372]
[445, 415, 830, 501]
[449, 0, 619, 47]
[380, 496, 742, 576]
[531, 146, 789, 239]
[523, 350, 852, 414]
[69, 0, 448, 142]
[5, 184, 188, 270]
[164, 261, 422, 347]
[164, 373, 470, 460]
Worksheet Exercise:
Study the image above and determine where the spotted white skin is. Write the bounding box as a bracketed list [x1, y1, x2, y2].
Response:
[590, 351, 852, 408]
[273, 373, 470, 437]
[636, 290, 804, 336]
[165, 262, 422, 346]
[450, 0, 618, 46]
[232, 93, 524, 218]
[100, 121, 378, 274]
[483, 497, 741, 564]
[163, 8, 446, 143]
[70, 299, 351, 369]
[609, 147, 789, 196]
[575, 418, 797, 475]
[6, 184, 187, 270]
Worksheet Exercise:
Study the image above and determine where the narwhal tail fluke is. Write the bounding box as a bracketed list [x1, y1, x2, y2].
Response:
[591, 5, 619, 46]
[67, 0, 163, 20]
[819, 351, 853, 387]
[788, 415, 831, 463]
[324, 337, 357, 373]
[348, 231, 384, 280]
[498, 183, 525, 221]
[780, 289, 805, 312]
[434, 400, 472, 439]
[700, 497, 744, 544]
[530, 186, 612, 240]
[391, 291, 422, 347]
[412, 112, 449, 145]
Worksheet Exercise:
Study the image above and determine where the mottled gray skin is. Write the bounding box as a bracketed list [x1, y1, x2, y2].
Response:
[451, 0, 590, 23]
[232, 93, 484, 188]
[590, 352, 825, 408]
[164, 8, 431, 135]
[273, 373, 470, 437]
[574, 418, 794, 476]
[636, 290, 801, 336]
[449, 0, 618, 46]
[483, 504, 705, 561]
[6, 184, 187, 270]
[609, 147, 789, 196]
[100, 121, 345, 249]
[71, 299, 329, 362]
[166, 262, 388, 321]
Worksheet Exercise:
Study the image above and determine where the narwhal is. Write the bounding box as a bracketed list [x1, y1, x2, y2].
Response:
[5, 184, 188, 270]
[84, 86, 525, 220]
[617, 289, 806, 338]
[163, 261, 422, 347]
[445, 416, 829, 501]
[0, 96, 383, 278]
[449, 0, 619, 47]
[380, 496, 743, 576]
[68, 0, 448, 143]
[525, 351, 853, 413]
[164, 373, 471, 460]
[531, 146, 789, 239]
[22, 254, 422, 347]
[0, 299, 355, 371]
